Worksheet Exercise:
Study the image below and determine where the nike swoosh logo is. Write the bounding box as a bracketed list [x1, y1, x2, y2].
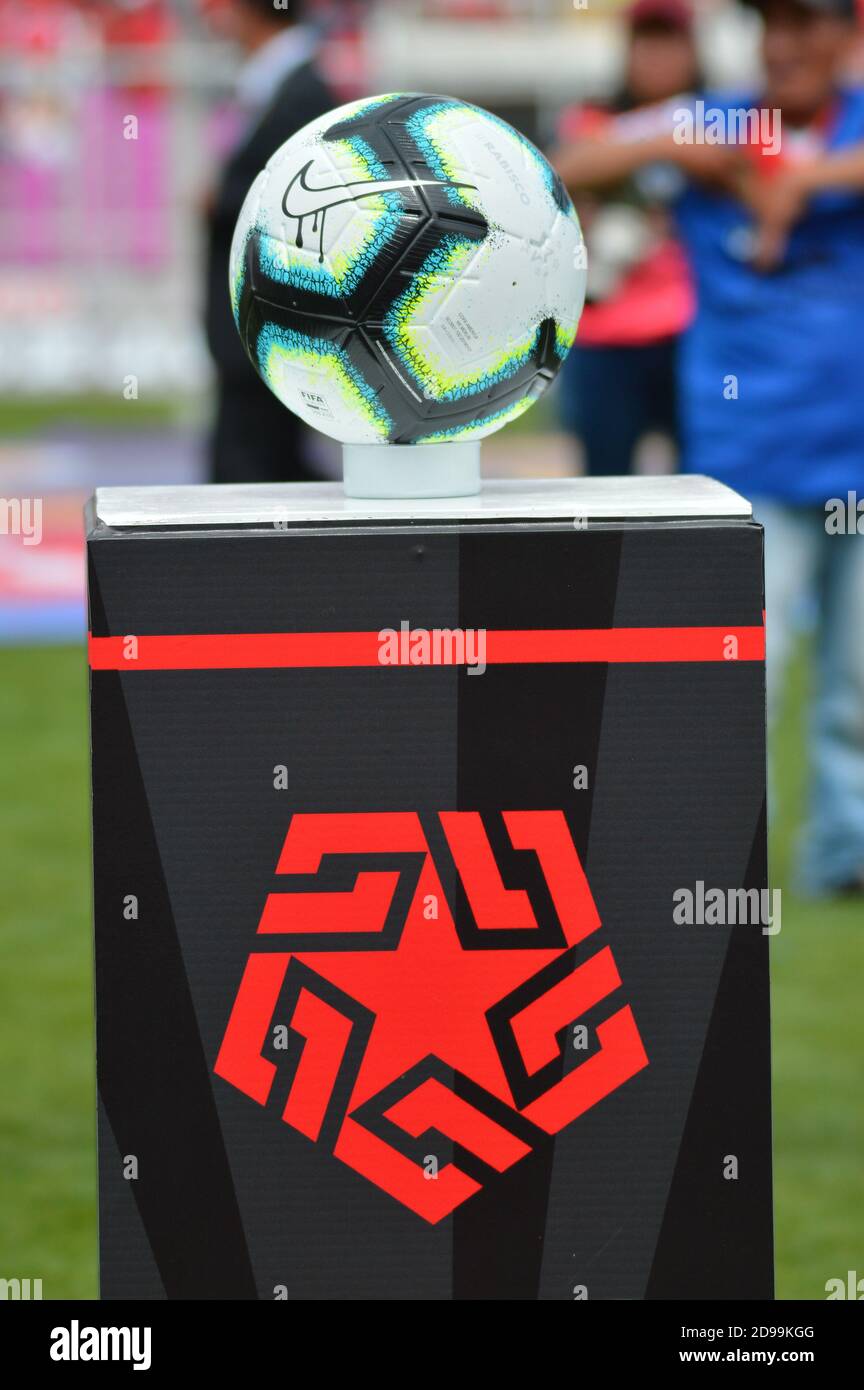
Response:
[282, 160, 474, 221]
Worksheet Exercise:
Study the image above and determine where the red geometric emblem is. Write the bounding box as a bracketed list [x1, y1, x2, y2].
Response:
[215, 811, 648, 1223]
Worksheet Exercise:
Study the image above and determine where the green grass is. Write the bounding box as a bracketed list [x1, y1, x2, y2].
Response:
[0, 642, 860, 1299]
[0, 646, 96, 1297]
[0, 394, 201, 436]
[768, 650, 864, 1298]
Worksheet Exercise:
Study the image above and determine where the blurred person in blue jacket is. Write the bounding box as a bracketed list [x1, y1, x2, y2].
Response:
[555, 0, 864, 895]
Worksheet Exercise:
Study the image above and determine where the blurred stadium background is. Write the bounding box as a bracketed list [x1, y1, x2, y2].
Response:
[0, 0, 861, 1299]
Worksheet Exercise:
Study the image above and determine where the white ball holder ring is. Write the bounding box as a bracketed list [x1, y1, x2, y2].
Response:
[342, 441, 481, 499]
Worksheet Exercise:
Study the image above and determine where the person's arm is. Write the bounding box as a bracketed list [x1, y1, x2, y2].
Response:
[551, 131, 677, 190]
[555, 118, 864, 271]
[743, 144, 864, 269]
[795, 144, 864, 193]
[552, 127, 744, 194]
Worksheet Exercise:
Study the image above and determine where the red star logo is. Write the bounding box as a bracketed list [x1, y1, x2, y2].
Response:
[293, 856, 563, 1109]
[215, 811, 648, 1222]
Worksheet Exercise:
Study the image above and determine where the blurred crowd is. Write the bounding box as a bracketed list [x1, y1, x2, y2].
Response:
[2, 0, 864, 895]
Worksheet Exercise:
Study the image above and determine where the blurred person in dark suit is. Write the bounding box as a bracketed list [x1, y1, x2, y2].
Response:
[204, 0, 335, 483]
[555, 0, 864, 895]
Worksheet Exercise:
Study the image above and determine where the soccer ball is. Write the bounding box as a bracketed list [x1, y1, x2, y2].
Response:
[230, 92, 586, 448]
